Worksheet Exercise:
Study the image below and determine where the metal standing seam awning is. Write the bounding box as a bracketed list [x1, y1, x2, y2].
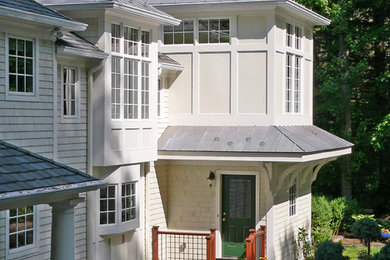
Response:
[158, 125, 354, 162]
[0, 140, 105, 210]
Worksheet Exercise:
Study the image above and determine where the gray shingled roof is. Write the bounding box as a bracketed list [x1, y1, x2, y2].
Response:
[56, 31, 107, 57]
[116, 0, 177, 20]
[0, 0, 75, 22]
[158, 53, 182, 66]
[158, 125, 353, 154]
[0, 140, 105, 199]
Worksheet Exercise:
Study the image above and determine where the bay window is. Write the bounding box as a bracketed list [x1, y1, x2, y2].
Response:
[110, 23, 151, 120]
[285, 54, 302, 113]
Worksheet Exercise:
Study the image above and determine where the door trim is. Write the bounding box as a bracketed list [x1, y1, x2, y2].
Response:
[215, 170, 260, 258]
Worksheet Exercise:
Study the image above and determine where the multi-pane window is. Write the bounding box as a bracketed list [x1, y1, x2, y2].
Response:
[141, 62, 150, 119]
[111, 24, 121, 53]
[164, 20, 194, 44]
[63, 67, 77, 117]
[8, 206, 35, 250]
[124, 26, 138, 56]
[8, 38, 34, 93]
[121, 183, 136, 222]
[100, 185, 116, 225]
[286, 54, 302, 113]
[141, 31, 150, 57]
[198, 19, 229, 43]
[111, 57, 121, 119]
[157, 79, 163, 117]
[289, 180, 297, 217]
[286, 23, 302, 50]
[124, 59, 138, 119]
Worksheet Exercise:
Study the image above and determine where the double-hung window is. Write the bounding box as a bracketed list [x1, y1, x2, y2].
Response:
[285, 54, 302, 113]
[62, 67, 78, 118]
[8, 37, 34, 94]
[7, 206, 36, 251]
[198, 18, 230, 43]
[163, 20, 194, 44]
[110, 24, 151, 120]
[121, 182, 136, 222]
[289, 180, 297, 217]
[100, 185, 117, 225]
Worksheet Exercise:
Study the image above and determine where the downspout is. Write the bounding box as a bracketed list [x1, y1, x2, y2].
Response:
[52, 41, 58, 160]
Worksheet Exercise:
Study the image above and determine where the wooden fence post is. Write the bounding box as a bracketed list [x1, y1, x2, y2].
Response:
[260, 225, 266, 258]
[152, 226, 159, 260]
[210, 228, 216, 260]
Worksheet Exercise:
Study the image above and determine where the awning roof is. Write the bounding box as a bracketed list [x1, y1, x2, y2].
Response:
[158, 53, 184, 71]
[0, 140, 105, 205]
[158, 125, 353, 154]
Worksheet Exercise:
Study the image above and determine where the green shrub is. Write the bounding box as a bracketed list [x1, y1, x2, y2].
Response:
[340, 199, 362, 232]
[314, 241, 348, 260]
[329, 197, 347, 235]
[374, 243, 390, 260]
[312, 196, 333, 243]
[352, 218, 382, 255]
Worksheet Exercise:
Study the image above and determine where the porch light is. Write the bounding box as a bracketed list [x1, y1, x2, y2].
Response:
[207, 170, 215, 187]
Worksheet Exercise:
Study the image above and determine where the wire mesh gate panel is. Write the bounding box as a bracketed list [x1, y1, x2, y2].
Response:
[158, 233, 208, 260]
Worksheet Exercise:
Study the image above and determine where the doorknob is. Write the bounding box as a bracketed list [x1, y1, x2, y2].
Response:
[222, 218, 226, 222]
[223, 212, 226, 216]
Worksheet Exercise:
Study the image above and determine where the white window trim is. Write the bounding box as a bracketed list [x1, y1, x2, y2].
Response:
[197, 17, 231, 45]
[163, 19, 196, 45]
[5, 206, 40, 260]
[60, 65, 81, 122]
[284, 53, 303, 114]
[5, 33, 40, 101]
[157, 78, 164, 118]
[97, 181, 140, 236]
[285, 21, 304, 51]
[288, 178, 298, 218]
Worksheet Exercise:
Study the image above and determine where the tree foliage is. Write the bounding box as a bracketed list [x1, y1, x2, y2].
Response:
[352, 218, 382, 255]
[296, 0, 390, 213]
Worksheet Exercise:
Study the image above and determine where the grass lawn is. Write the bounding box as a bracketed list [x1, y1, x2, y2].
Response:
[343, 245, 383, 259]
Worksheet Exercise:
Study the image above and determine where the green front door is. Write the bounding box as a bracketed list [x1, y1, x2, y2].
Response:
[222, 175, 256, 257]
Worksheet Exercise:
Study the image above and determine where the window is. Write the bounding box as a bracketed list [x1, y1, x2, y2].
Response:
[141, 62, 150, 119]
[110, 24, 150, 120]
[111, 24, 121, 53]
[111, 57, 121, 119]
[121, 183, 136, 222]
[164, 20, 194, 44]
[124, 26, 138, 56]
[198, 19, 229, 43]
[157, 79, 163, 117]
[286, 23, 302, 50]
[285, 54, 302, 113]
[62, 67, 78, 117]
[124, 59, 138, 119]
[8, 37, 34, 94]
[100, 185, 117, 225]
[8, 206, 35, 250]
[141, 31, 150, 57]
[289, 180, 297, 217]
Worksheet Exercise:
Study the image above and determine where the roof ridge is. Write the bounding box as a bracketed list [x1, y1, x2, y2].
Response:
[273, 126, 305, 152]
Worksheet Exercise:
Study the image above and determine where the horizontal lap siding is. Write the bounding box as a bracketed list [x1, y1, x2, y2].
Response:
[0, 34, 54, 259]
[57, 65, 88, 260]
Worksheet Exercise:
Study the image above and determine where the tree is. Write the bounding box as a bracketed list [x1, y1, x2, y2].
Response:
[352, 218, 382, 256]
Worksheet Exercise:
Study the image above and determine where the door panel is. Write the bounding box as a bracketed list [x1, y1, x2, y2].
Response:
[222, 175, 256, 257]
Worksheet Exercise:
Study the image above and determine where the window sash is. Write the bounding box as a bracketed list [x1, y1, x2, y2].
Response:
[285, 54, 302, 113]
[163, 20, 194, 45]
[111, 57, 121, 119]
[63, 67, 77, 117]
[198, 19, 230, 44]
[124, 59, 139, 119]
[157, 79, 163, 117]
[289, 181, 297, 216]
[286, 23, 302, 50]
[99, 185, 117, 225]
[121, 182, 136, 222]
[111, 24, 121, 53]
[8, 206, 35, 250]
[141, 61, 150, 119]
[8, 37, 34, 94]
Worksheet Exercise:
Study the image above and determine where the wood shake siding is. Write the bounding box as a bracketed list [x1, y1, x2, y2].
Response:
[0, 32, 89, 260]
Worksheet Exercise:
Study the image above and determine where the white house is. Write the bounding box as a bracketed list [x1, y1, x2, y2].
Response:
[0, 0, 353, 260]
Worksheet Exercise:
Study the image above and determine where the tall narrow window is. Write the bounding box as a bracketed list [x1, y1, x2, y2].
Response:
[124, 26, 138, 56]
[124, 59, 138, 119]
[286, 23, 302, 50]
[141, 62, 150, 119]
[8, 206, 35, 250]
[111, 24, 121, 53]
[121, 182, 136, 222]
[295, 26, 302, 50]
[8, 38, 34, 93]
[111, 57, 121, 119]
[157, 79, 163, 117]
[286, 23, 294, 48]
[199, 19, 230, 44]
[63, 67, 77, 117]
[285, 54, 302, 113]
[141, 31, 150, 57]
[100, 185, 116, 225]
[164, 20, 194, 45]
[289, 180, 297, 217]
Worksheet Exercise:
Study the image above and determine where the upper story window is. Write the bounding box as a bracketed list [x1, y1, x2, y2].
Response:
[141, 61, 150, 119]
[285, 54, 302, 114]
[121, 182, 136, 222]
[199, 19, 229, 44]
[124, 26, 139, 56]
[62, 67, 78, 118]
[141, 31, 150, 57]
[157, 79, 163, 117]
[8, 37, 34, 94]
[100, 185, 117, 225]
[289, 180, 297, 217]
[163, 20, 194, 44]
[111, 24, 121, 53]
[8, 206, 35, 250]
[286, 23, 302, 50]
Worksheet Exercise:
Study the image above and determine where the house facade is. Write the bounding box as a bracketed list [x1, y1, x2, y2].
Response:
[0, 0, 353, 260]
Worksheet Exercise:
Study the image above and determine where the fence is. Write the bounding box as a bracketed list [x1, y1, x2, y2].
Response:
[245, 225, 266, 260]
